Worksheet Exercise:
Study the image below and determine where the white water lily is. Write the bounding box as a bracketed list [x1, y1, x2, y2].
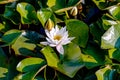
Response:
[40, 25, 75, 54]
[81, 0, 85, 4]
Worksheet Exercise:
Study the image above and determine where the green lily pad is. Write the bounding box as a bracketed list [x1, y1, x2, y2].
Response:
[92, 0, 107, 10]
[12, 31, 36, 55]
[66, 19, 89, 48]
[109, 48, 120, 62]
[4, 2, 20, 24]
[16, 2, 38, 24]
[109, 5, 120, 21]
[37, 9, 53, 26]
[41, 46, 59, 68]
[82, 44, 105, 69]
[1, 29, 22, 44]
[95, 66, 117, 80]
[101, 23, 120, 49]
[41, 43, 84, 78]
[17, 57, 46, 72]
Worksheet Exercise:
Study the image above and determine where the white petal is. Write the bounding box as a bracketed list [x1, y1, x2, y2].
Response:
[59, 26, 66, 35]
[69, 37, 75, 41]
[62, 31, 68, 39]
[45, 30, 52, 39]
[55, 25, 59, 32]
[40, 42, 49, 45]
[81, 0, 85, 4]
[61, 37, 75, 45]
[61, 39, 71, 45]
[56, 45, 64, 54]
[46, 38, 55, 44]
[50, 28, 56, 38]
[49, 44, 56, 47]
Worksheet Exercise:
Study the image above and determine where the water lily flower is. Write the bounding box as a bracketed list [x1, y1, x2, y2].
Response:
[40, 25, 75, 54]
[81, 0, 85, 4]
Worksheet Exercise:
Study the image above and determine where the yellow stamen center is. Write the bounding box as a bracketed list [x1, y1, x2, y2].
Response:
[54, 35, 62, 40]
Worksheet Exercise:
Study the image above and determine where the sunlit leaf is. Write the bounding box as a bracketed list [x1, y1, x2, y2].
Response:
[41, 46, 59, 67]
[14, 71, 38, 80]
[101, 23, 120, 49]
[109, 48, 120, 62]
[37, 9, 53, 26]
[1, 29, 22, 44]
[0, 23, 5, 31]
[47, 0, 56, 7]
[0, 67, 8, 78]
[102, 14, 117, 30]
[41, 43, 84, 78]
[0, 0, 17, 4]
[109, 5, 120, 21]
[52, 0, 80, 12]
[15, 57, 46, 80]
[0, 18, 15, 33]
[57, 43, 84, 78]
[17, 57, 46, 72]
[12, 31, 36, 55]
[16, 2, 38, 24]
[95, 66, 117, 80]
[0, 48, 8, 79]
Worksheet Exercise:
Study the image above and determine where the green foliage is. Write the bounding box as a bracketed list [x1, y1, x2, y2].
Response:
[101, 23, 120, 49]
[17, 2, 38, 24]
[66, 19, 89, 48]
[108, 5, 120, 21]
[37, 9, 53, 26]
[1, 0, 120, 80]
[96, 66, 117, 80]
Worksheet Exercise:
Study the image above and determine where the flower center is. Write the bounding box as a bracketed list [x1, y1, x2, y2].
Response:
[54, 35, 62, 40]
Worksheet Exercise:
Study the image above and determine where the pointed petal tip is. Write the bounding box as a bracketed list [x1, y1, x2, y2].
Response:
[56, 45, 64, 55]
[40, 42, 48, 45]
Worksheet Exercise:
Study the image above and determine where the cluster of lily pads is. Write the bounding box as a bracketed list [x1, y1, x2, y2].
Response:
[0, 0, 120, 80]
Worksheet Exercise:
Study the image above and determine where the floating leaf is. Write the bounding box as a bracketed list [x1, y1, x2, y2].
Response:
[101, 24, 120, 49]
[66, 19, 89, 48]
[15, 57, 46, 80]
[90, 20, 104, 44]
[58, 43, 84, 78]
[17, 57, 46, 72]
[0, 0, 17, 4]
[41, 43, 84, 78]
[14, 71, 41, 80]
[102, 14, 117, 30]
[1, 29, 22, 44]
[4, 2, 20, 24]
[47, 0, 56, 7]
[109, 48, 120, 62]
[0, 53, 21, 80]
[95, 66, 117, 80]
[37, 9, 53, 26]
[12, 31, 36, 55]
[0, 67, 8, 78]
[16, 2, 38, 24]
[52, 0, 80, 12]
[92, 0, 107, 10]
[82, 44, 105, 69]
[0, 19, 14, 33]
[41, 46, 59, 67]
[109, 5, 120, 21]
[0, 48, 8, 79]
